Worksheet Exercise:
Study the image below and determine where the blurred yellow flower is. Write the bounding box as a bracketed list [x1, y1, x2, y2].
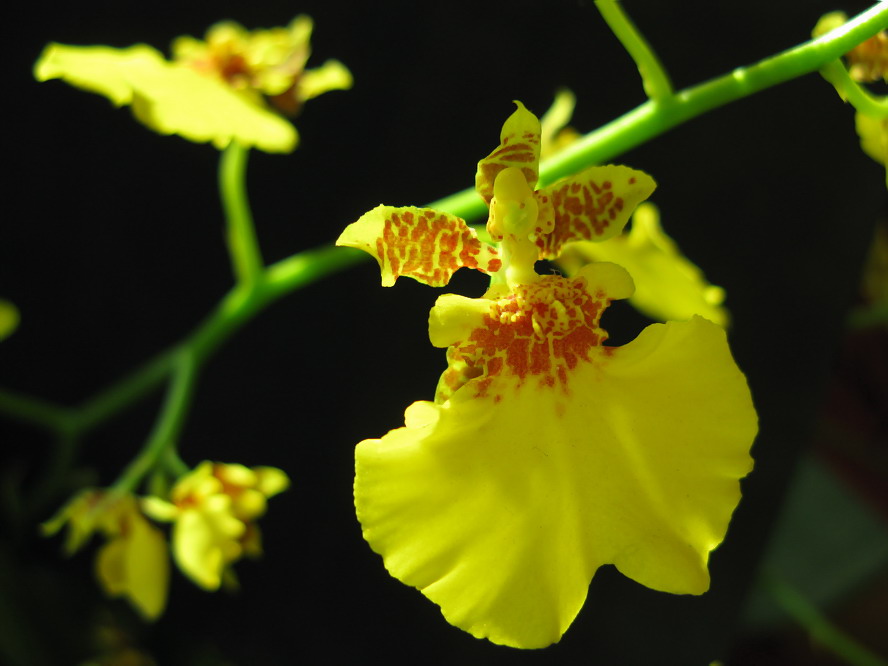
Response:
[0, 298, 19, 341]
[43, 489, 169, 621]
[557, 202, 730, 326]
[34, 16, 351, 153]
[339, 102, 757, 648]
[143, 461, 289, 590]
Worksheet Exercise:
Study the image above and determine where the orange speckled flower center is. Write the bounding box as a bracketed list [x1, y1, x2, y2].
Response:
[441, 276, 613, 400]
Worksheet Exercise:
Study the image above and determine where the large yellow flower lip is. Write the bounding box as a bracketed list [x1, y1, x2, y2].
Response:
[356, 314, 756, 648]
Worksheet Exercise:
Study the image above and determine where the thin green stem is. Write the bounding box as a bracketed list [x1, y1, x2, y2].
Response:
[764, 571, 887, 666]
[219, 141, 264, 284]
[595, 0, 673, 100]
[540, 1, 888, 185]
[820, 60, 888, 117]
[111, 348, 198, 495]
[75, 350, 175, 432]
[0, 389, 78, 434]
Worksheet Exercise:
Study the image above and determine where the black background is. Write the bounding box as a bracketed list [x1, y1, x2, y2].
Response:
[2, 1, 885, 664]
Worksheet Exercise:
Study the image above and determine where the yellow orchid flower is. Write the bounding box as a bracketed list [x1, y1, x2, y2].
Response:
[0, 298, 19, 341]
[338, 101, 757, 648]
[43, 489, 169, 621]
[556, 203, 730, 326]
[34, 16, 351, 153]
[143, 461, 289, 591]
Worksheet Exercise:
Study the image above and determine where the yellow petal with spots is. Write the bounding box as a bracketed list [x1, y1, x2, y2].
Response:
[534, 165, 657, 259]
[355, 315, 756, 648]
[476, 101, 541, 204]
[336, 205, 502, 287]
[34, 43, 297, 152]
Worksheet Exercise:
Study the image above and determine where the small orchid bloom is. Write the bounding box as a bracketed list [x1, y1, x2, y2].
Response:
[338, 102, 757, 648]
[556, 202, 730, 327]
[143, 461, 289, 591]
[34, 16, 351, 153]
[43, 489, 169, 621]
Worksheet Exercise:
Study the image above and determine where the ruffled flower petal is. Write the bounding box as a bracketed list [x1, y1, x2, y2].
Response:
[355, 274, 756, 648]
[337, 205, 501, 287]
[34, 43, 298, 152]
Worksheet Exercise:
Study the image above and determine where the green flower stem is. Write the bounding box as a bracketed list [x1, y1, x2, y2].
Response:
[0, 389, 78, 434]
[540, 1, 888, 186]
[1, 2, 884, 445]
[820, 59, 888, 118]
[111, 348, 197, 495]
[764, 571, 887, 666]
[220, 141, 264, 285]
[595, 0, 673, 100]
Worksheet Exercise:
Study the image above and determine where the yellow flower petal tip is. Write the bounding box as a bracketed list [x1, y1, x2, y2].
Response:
[144, 461, 289, 590]
[345, 102, 756, 648]
[0, 299, 20, 341]
[337, 205, 501, 287]
[35, 16, 351, 153]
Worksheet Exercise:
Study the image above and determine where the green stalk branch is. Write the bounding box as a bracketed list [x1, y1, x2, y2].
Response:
[111, 348, 198, 495]
[0, 389, 78, 434]
[220, 141, 264, 284]
[595, 0, 673, 100]
[820, 59, 888, 117]
[540, 1, 888, 185]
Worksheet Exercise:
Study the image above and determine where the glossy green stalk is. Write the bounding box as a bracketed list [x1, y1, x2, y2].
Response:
[540, 1, 888, 185]
[595, 0, 673, 100]
[220, 141, 264, 284]
[820, 59, 888, 117]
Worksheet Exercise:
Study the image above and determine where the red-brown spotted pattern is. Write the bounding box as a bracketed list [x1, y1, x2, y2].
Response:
[475, 130, 541, 204]
[376, 207, 502, 287]
[533, 166, 656, 260]
[435, 276, 613, 402]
